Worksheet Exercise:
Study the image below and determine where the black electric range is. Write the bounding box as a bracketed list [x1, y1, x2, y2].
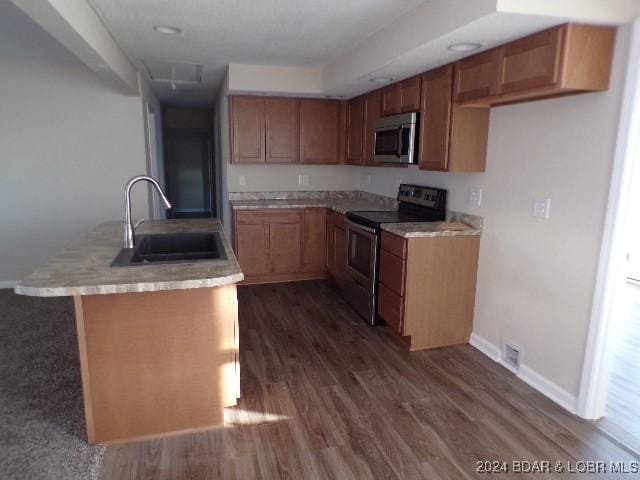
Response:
[341, 184, 447, 326]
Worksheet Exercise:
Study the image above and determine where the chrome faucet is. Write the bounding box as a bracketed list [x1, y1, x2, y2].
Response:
[123, 175, 172, 248]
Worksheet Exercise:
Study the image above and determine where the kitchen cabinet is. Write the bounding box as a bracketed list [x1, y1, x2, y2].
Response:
[230, 96, 265, 163]
[381, 76, 421, 116]
[230, 96, 340, 165]
[377, 231, 480, 351]
[265, 97, 299, 163]
[454, 23, 616, 107]
[303, 208, 327, 272]
[234, 208, 328, 284]
[327, 211, 347, 285]
[300, 99, 341, 164]
[419, 65, 489, 172]
[363, 90, 381, 166]
[346, 96, 365, 165]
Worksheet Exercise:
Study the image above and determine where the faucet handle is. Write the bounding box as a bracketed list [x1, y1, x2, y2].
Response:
[133, 219, 145, 230]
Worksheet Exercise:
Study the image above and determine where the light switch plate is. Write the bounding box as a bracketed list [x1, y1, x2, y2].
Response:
[298, 174, 309, 186]
[468, 187, 483, 207]
[532, 198, 551, 219]
[238, 175, 246, 187]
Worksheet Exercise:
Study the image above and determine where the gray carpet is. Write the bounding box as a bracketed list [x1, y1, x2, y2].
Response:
[0, 289, 104, 480]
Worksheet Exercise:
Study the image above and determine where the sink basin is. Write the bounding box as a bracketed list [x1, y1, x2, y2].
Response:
[111, 232, 227, 266]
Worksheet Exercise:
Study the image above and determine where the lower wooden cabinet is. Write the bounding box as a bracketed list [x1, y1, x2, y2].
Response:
[234, 208, 328, 284]
[377, 231, 480, 351]
[326, 211, 347, 286]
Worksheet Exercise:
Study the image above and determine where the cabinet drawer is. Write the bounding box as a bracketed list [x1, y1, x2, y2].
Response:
[236, 209, 301, 225]
[379, 249, 406, 296]
[378, 283, 404, 334]
[381, 231, 407, 259]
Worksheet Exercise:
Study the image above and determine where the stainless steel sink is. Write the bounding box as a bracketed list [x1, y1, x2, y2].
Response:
[111, 232, 227, 266]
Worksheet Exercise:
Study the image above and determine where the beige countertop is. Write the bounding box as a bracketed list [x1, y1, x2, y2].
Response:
[14, 219, 243, 297]
[230, 198, 396, 214]
[381, 221, 481, 238]
[231, 198, 482, 238]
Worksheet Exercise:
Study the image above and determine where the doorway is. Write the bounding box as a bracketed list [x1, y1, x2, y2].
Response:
[163, 107, 216, 218]
[577, 18, 640, 455]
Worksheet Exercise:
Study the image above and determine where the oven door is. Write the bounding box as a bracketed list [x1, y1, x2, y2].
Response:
[374, 123, 416, 164]
[345, 220, 378, 291]
[374, 126, 402, 163]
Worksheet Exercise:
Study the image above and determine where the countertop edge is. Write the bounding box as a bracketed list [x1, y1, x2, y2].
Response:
[14, 271, 245, 297]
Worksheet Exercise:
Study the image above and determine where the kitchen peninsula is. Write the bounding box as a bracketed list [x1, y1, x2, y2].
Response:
[15, 219, 243, 444]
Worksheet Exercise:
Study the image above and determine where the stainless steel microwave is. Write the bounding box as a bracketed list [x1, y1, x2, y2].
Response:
[373, 112, 418, 164]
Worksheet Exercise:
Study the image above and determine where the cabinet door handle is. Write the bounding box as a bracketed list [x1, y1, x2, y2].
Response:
[264, 226, 270, 249]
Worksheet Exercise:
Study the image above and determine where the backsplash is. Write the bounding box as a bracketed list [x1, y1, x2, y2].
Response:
[228, 190, 482, 229]
[229, 190, 399, 208]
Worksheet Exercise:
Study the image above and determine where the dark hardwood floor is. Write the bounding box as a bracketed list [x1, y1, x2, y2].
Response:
[596, 284, 640, 454]
[100, 281, 638, 479]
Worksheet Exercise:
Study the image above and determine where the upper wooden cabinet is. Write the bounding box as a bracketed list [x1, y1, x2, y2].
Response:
[265, 98, 299, 163]
[454, 23, 616, 106]
[381, 76, 421, 116]
[300, 99, 341, 164]
[231, 96, 265, 163]
[230, 96, 340, 164]
[453, 50, 500, 105]
[362, 90, 381, 166]
[346, 96, 365, 165]
[419, 66, 489, 173]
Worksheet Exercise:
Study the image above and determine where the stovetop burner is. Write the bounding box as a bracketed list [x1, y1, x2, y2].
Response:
[346, 184, 447, 230]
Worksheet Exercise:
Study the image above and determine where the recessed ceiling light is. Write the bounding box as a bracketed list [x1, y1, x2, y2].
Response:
[369, 77, 394, 84]
[153, 25, 182, 35]
[447, 42, 482, 52]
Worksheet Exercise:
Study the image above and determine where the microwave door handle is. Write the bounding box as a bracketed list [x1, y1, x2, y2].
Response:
[396, 126, 404, 157]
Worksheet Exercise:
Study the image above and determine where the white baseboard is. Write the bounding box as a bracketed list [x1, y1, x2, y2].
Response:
[470, 332, 578, 415]
[0, 280, 18, 289]
[470, 332, 501, 362]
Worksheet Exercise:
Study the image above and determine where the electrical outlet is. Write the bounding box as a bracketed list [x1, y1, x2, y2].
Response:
[532, 198, 551, 219]
[298, 174, 309, 186]
[468, 187, 483, 207]
[238, 175, 246, 187]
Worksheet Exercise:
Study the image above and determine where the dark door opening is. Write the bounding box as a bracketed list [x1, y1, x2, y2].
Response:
[163, 108, 216, 219]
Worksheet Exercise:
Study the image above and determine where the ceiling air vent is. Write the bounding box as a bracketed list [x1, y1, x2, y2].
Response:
[142, 60, 203, 85]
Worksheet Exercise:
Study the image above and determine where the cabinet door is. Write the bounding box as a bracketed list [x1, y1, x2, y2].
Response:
[381, 84, 400, 116]
[270, 223, 301, 273]
[303, 208, 327, 272]
[326, 213, 335, 274]
[346, 96, 365, 165]
[363, 90, 381, 166]
[265, 98, 299, 163]
[236, 223, 271, 275]
[300, 99, 340, 164]
[498, 26, 563, 95]
[333, 225, 347, 286]
[231, 96, 265, 163]
[453, 50, 500, 104]
[419, 66, 453, 171]
[399, 76, 421, 113]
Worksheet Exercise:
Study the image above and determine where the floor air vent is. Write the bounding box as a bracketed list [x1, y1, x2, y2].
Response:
[502, 342, 522, 372]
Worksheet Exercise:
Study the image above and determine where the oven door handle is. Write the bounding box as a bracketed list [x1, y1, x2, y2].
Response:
[346, 219, 377, 235]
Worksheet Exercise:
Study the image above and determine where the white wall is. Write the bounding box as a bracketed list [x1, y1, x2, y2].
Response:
[0, 57, 150, 283]
[359, 25, 631, 400]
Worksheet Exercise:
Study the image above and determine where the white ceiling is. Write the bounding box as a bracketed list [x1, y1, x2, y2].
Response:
[90, 0, 427, 105]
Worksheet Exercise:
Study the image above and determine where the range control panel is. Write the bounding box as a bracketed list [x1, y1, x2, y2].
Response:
[397, 184, 447, 210]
